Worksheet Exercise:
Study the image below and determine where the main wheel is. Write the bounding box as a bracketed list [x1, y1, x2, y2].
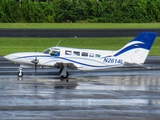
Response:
[17, 72, 23, 77]
[60, 71, 69, 78]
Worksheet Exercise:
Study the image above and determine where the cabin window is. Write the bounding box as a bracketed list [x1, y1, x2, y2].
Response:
[82, 52, 88, 57]
[65, 50, 72, 55]
[95, 54, 101, 58]
[89, 53, 94, 57]
[73, 51, 80, 56]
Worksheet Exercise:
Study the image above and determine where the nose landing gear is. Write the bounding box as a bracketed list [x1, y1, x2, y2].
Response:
[17, 67, 23, 77]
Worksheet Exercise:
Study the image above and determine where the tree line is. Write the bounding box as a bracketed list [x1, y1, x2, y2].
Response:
[0, 0, 160, 23]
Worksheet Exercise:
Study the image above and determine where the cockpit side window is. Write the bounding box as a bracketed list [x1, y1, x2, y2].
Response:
[50, 50, 60, 56]
[50, 50, 54, 56]
[43, 47, 61, 56]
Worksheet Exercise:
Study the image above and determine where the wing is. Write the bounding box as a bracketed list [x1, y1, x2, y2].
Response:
[53, 62, 78, 70]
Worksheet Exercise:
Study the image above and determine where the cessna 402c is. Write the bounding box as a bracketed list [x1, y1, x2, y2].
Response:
[4, 32, 157, 78]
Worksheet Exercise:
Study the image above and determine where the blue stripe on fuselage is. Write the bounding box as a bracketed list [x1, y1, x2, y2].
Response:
[114, 43, 144, 56]
[13, 55, 122, 68]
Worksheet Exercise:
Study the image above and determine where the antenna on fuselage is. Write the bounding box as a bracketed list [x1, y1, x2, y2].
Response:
[56, 40, 61, 47]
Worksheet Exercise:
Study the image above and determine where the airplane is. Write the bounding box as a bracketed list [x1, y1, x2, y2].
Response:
[4, 32, 157, 78]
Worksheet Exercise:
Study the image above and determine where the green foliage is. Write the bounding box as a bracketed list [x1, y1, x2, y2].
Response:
[0, 0, 160, 23]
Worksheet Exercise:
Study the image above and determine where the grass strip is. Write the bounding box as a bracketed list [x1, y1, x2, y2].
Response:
[0, 37, 159, 56]
[0, 23, 160, 29]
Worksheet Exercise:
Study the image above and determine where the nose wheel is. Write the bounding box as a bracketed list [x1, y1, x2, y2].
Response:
[17, 67, 23, 77]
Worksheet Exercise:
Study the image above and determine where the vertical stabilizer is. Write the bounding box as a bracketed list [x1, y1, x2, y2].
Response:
[114, 32, 157, 64]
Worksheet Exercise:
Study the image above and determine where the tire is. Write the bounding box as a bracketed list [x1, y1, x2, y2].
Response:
[60, 71, 69, 78]
[17, 72, 23, 77]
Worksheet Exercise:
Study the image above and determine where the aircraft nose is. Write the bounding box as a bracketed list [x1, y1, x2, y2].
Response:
[4, 54, 16, 61]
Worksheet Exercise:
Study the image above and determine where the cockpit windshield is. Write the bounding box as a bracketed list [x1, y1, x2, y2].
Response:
[43, 48, 60, 56]
[43, 49, 51, 54]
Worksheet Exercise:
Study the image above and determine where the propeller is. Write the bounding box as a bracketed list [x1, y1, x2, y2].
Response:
[31, 57, 39, 74]
[33, 49, 39, 74]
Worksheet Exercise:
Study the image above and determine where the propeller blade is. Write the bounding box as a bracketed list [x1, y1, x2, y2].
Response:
[30, 49, 39, 75]
[31, 57, 39, 75]
[35, 57, 38, 74]
[31, 57, 39, 64]
[35, 61, 37, 74]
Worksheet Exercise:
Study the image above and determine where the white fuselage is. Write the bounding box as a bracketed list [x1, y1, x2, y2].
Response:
[4, 47, 124, 70]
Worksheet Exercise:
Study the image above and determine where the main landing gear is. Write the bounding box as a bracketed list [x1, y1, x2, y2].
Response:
[17, 67, 23, 77]
[59, 64, 69, 78]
